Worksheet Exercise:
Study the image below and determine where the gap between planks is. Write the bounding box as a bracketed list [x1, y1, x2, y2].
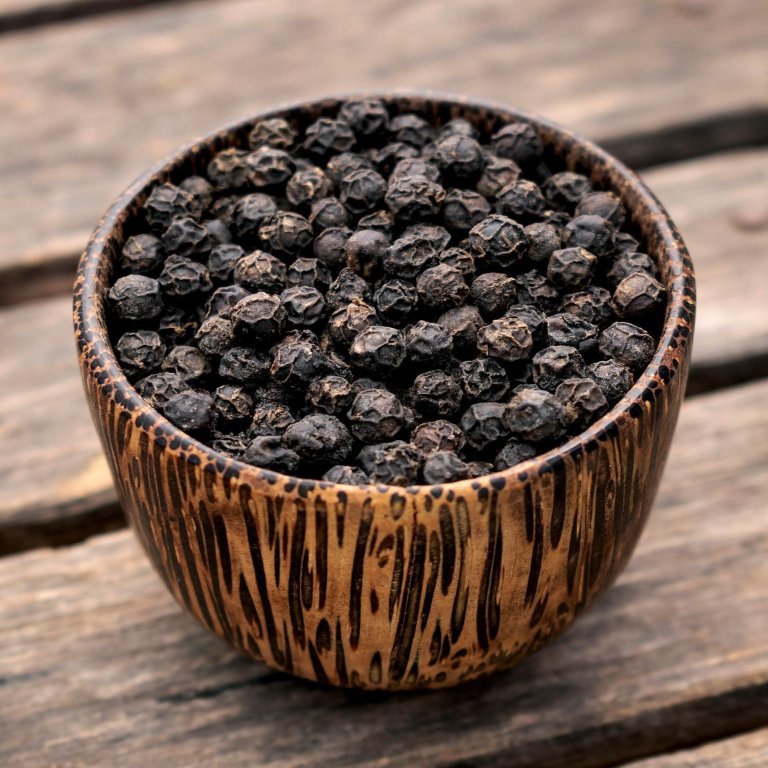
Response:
[0, 377, 767, 767]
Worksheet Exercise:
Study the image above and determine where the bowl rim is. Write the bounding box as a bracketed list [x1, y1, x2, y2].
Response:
[74, 90, 696, 500]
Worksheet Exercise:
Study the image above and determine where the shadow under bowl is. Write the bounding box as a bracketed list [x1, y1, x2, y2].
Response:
[74, 92, 695, 690]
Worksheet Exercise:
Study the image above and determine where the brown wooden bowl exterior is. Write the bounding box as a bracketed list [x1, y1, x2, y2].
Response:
[74, 93, 695, 690]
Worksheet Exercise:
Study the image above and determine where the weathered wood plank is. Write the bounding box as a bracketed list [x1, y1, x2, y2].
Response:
[0, 0, 765, 288]
[2, 147, 766, 553]
[1, 378, 767, 767]
[623, 728, 768, 767]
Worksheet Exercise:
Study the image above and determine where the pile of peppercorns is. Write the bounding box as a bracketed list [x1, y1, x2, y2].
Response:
[107, 99, 665, 486]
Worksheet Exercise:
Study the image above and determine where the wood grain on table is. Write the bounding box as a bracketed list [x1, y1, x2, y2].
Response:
[2, 378, 767, 767]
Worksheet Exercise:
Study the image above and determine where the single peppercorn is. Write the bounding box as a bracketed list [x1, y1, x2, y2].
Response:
[219, 346, 270, 388]
[612, 272, 666, 319]
[231, 292, 287, 344]
[476, 155, 522, 199]
[250, 401, 296, 437]
[357, 209, 394, 235]
[313, 227, 352, 271]
[280, 285, 326, 327]
[385, 174, 446, 223]
[382, 223, 450, 277]
[244, 435, 300, 474]
[306, 375, 354, 416]
[308, 197, 349, 231]
[432, 134, 485, 184]
[469, 214, 528, 269]
[259, 211, 313, 256]
[476, 317, 533, 363]
[284, 414, 353, 466]
[439, 117, 478, 140]
[164, 390, 215, 436]
[195, 315, 234, 357]
[615, 232, 641, 254]
[491, 122, 543, 168]
[524, 221, 561, 265]
[599, 321, 656, 373]
[135, 371, 188, 411]
[469, 272, 517, 318]
[495, 179, 547, 222]
[120, 234, 164, 275]
[233, 251, 285, 293]
[541, 171, 593, 210]
[390, 157, 441, 183]
[249, 117, 296, 149]
[515, 269, 561, 312]
[338, 98, 390, 140]
[374, 279, 418, 326]
[345, 229, 389, 280]
[357, 440, 423, 486]
[405, 320, 454, 367]
[286, 166, 332, 208]
[286, 257, 332, 292]
[162, 345, 211, 384]
[108, 275, 164, 322]
[389, 113, 434, 148]
[270, 333, 331, 391]
[161, 216, 212, 260]
[554, 377, 609, 430]
[207, 148, 250, 190]
[143, 183, 197, 231]
[423, 451, 469, 484]
[214, 384, 254, 429]
[409, 370, 463, 418]
[323, 464, 371, 485]
[411, 420, 465, 455]
[438, 247, 476, 278]
[504, 303, 547, 343]
[495, 439, 537, 470]
[340, 168, 387, 215]
[504, 387, 568, 443]
[205, 285, 250, 318]
[458, 357, 511, 403]
[325, 267, 372, 312]
[207, 244, 245, 284]
[325, 151, 373, 185]
[437, 304, 484, 355]
[178, 175, 213, 216]
[545, 312, 598, 355]
[561, 215, 616, 258]
[231, 193, 278, 244]
[116, 330, 166, 375]
[558, 286, 614, 326]
[347, 389, 405, 442]
[327, 300, 378, 348]
[575, 190, 626, 227]
[460, 402, 510, 452]
[547, 246, 598, 290]
[586, 359, 634, 404]
[442, 189, 492, 231]
[349, 325, 405, 376]
[303, 118, 356, 161]
[532, 345, 586, 392]
[607, 251, 658, 287]
[416, 264, 470, 312]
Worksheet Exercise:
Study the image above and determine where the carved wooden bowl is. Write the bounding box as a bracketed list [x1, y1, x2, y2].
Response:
[74, 93, 695, 690]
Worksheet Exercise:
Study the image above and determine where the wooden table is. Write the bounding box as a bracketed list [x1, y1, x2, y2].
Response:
[1, 1, 767, 765]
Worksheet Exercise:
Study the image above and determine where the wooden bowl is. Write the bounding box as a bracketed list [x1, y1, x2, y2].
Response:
[74, 93, 695, 690]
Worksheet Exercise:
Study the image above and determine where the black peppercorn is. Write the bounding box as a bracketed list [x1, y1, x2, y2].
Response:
[607, 251, 658, 287]
[391, 157, 441, 183]
[504, 387, 568, 443]
[476, 155, 522, 199]
[323, 465, 370, 485]
[524, 221, 561, 265]
[162, 345, 211, 384]
[514, 269, 561, 312]
[469, 214, 528, 268]
[469, 272, 516, 318]
[347, 388, 405, 442]
[586, 359, 634, 404]
[411, 420, 465, 455]
[382, 223, 450, 277]
[161, 216, 212, 260]
[599, 321, 656, 373]
[612, 272, 666, 319]
[561, 215, 616, 258]
[135, 371, 188, 411]
[547, 246, 598, 290]
[338, 98, 390, 140]
[303, 117, 356, 161]
[308, 197, 348, 231]
[325, 267, 373, 312]
[405, 320, 454, 367]
[476, 317, 533, 363]
[544, 312, 598, 355]
[409, 370, 463, 418]
[374, 279, 418, 326]
[116, 330, 166, 376]
[214, 384, 254, 429]
[385, 174, 446, 223]
[280, 285, 326, 327]
[286, 257, 332, 292]
[232, 250, 284, 293]
[437, 304, 484, 355]
[432, 134, 485, 184]
[504, 303, 546, 343]
[558, 286, 614, 326]
[143, 183, 197, 231]
[460, 402, 510, 452]
[286, 166, 332, 207]
[195, 315, 234, 357]
[244, 435, 300, 474]
[458, 357, 511, 403]
[207, 148, 250, 190]
[554, 377, 609, 430]
[249, 117, 296, 150]
[120, 234, 164, 275]
[270, 332, 331, 391]
[357, 209, 394, 235]
[250, 401, 296, 437]
[495, 179, 546, 222]
[438, 117, 478, 140]
[306, 375, 354, 416]
[259, 211, 313, 256]
[328, 300, 378, 348]
[349, 325, 405, 375]
[231, 292, 287, 344]
[442, 189, 491, 231]
[340, 168, 387, 215]
[207, 244, 245, 284]
[357, 440, 423, 486]
[231, 193, 278, 244]
[313, 227, 353, 271]
[438, 247, 476, 279]
[389, 113, 434, 148]
[416, 264, 470, 312]
[178, 175, 213, 216]
[345, 229, 389, 280]
[491, 122, 543, 168]
[423, 451, 469, 484]
[541, 171, 593, 211]
[575, 190, 626, 227]
[615, 232, 641, 255]
[210, 433, 250, 458]
[325, 151, 374, 186]
[158, 255, 213, 301]
[204, 285, 250, 319]
[108, 275, 164, 322]
[532, 345, 586, 392]
[164, 390, 215, 436]
[495, 439, 536, 470]
[284, 414, 353, 466]
[219, 346, 270, 388]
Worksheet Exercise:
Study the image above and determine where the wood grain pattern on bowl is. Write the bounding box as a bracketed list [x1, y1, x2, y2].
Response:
[73, 92, 695, 690]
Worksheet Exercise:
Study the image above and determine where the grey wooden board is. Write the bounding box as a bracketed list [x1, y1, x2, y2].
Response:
[1, 378, 768, 767]
[0, 0, 766, 276]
